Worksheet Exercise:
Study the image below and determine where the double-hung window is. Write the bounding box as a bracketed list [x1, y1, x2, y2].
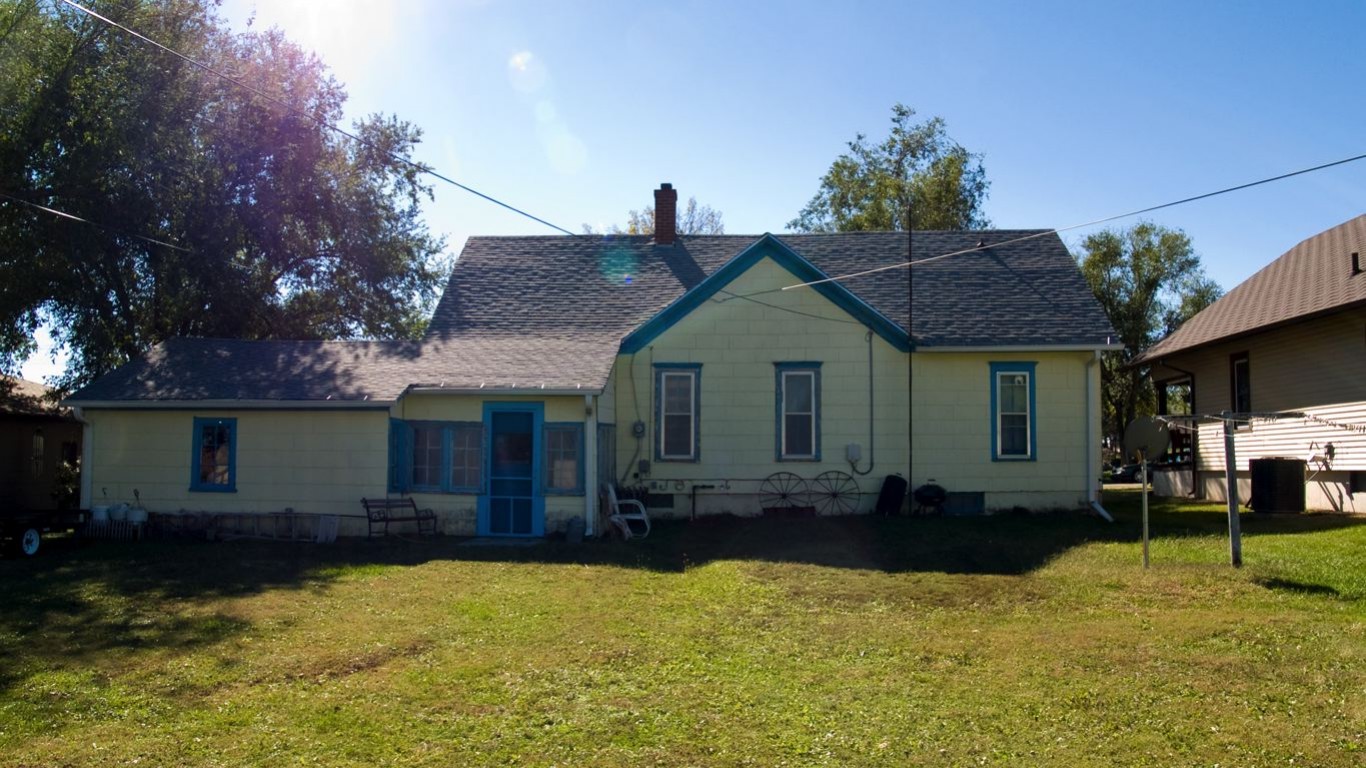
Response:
[655, 363, 701, 461]
[191, 417, 237, 492]
[990, 362, 1036, 461]
[775, 362, 821, 460]
[543, 423, 584, 494]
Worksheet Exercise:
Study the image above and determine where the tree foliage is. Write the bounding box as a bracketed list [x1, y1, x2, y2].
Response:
[1076, 222, 1222, 444]
[0, 0, 446, 388]
[583, 196, 724, 236]
[789, 104, 990, 232]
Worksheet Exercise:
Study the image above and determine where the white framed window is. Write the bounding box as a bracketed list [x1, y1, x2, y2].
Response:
[990, 362, 1036, 461]
[543, 424, 583, 494]
[776, 363, 821, 460]
[656, 364, 701, 461]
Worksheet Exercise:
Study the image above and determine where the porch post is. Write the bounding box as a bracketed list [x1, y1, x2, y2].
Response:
[75, 407, 93, 509]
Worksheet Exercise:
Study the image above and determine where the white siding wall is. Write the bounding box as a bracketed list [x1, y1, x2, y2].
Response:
[1153, 306, 1366, 512]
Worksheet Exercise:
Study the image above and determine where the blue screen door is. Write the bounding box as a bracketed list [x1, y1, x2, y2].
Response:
[481, 407, 543, 536]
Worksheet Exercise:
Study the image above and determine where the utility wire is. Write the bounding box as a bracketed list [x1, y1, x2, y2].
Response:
[59, 0, 577, 237]
[713, 288, 862, 325]
[0, 190, 191, 252]
[728, 150, 1366, 297]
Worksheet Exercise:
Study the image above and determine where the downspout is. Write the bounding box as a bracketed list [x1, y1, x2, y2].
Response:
[72, 406, 93, 510]
[850, 330, 875, 476]
[584, 393, 598, 537]
[1086, 352, 1113, 522]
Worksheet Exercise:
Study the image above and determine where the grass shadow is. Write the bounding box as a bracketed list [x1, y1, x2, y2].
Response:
[1256, 576, 1341, 597]
[3, 489, 1361, 694]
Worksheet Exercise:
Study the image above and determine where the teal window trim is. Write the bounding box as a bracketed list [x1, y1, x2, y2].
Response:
[401, 419, 484, 494]
[190, 417, 237, 492]
[774, 362, 822, 461]
[388, 419, 413, 493]
[990, 362, 1037, 461]
[543, 422, 585, 496]
[654, 363, 702, 462]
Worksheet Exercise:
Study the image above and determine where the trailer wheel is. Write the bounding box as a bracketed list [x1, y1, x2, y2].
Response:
[18, 528, 41, 557]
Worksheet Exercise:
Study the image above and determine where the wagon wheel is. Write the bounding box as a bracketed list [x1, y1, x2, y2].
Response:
[759, 472, 809, 512]
[811, 471, 859, 516]
[17, 527, 41, 557]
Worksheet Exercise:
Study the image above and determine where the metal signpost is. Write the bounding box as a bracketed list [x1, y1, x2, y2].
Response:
[1222, 411, 1243, 567]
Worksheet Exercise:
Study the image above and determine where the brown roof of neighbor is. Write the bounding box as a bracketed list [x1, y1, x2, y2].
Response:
[1, 375, 63, 416]
[1134, 214, 1366, 365]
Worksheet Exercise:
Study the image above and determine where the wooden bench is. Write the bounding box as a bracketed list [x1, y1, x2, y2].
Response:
[361, 497, 437, 538]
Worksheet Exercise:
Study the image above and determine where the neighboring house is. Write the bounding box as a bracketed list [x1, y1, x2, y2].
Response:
[1, 377, 82, 510]
[1135, 213, 1366, 512]
[66, 185, 1113, 536]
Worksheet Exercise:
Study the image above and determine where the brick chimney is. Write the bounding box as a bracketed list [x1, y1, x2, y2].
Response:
[653, 183, 677, 245]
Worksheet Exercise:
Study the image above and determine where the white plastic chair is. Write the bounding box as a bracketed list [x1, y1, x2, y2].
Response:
[603, 484, 651, 540]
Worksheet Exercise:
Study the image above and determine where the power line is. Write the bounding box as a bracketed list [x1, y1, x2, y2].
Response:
[58, 0, 577, 237]
[741, 149, 1366, 296]
[713, 289, 862, 325]
[0, 190, 191, 252]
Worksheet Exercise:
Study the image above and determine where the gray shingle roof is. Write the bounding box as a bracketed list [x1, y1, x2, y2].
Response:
[909, 230, 1115, 347]
[69, 229, 1112, 403]
[66, 336, 619, 403]
[426, 233, 912, 340]
[1134, 214, 1366, 364]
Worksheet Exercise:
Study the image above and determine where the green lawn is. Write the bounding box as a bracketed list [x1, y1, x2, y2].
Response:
[1, 490, 1363, 766]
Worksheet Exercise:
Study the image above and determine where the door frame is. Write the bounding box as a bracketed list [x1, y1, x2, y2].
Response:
[477, 401, 545, 537]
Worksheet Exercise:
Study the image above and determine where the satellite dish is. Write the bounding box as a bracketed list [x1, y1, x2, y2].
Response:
[1123, 416, 1170, 462]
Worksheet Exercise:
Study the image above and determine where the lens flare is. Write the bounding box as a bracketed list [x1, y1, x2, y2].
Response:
[597, 244, 639, 285]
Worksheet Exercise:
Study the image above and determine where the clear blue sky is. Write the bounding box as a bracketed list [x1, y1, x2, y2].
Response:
[21, 0, 1366, 380]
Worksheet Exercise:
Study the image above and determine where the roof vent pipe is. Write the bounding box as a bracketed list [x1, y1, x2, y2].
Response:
[1352, 252, 1361, 276]
[654, 183, 678, 246]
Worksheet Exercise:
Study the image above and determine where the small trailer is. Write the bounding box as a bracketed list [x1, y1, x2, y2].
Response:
[1, 508, 87, 557]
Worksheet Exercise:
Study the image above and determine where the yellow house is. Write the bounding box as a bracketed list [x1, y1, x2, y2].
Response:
[908, 230, 1120, 515]
[66, 185, 1115, 535]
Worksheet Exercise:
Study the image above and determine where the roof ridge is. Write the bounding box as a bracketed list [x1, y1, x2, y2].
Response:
[164, 336, 407, 345]
[464, 229, 1056, 240]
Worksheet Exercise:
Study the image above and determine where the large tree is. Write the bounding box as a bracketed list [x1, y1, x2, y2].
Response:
[1076, 222, 1222, 444]
[583, 196, 724, 236]
[789, 104, 990, 232]
[0, 0, 446, 389]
